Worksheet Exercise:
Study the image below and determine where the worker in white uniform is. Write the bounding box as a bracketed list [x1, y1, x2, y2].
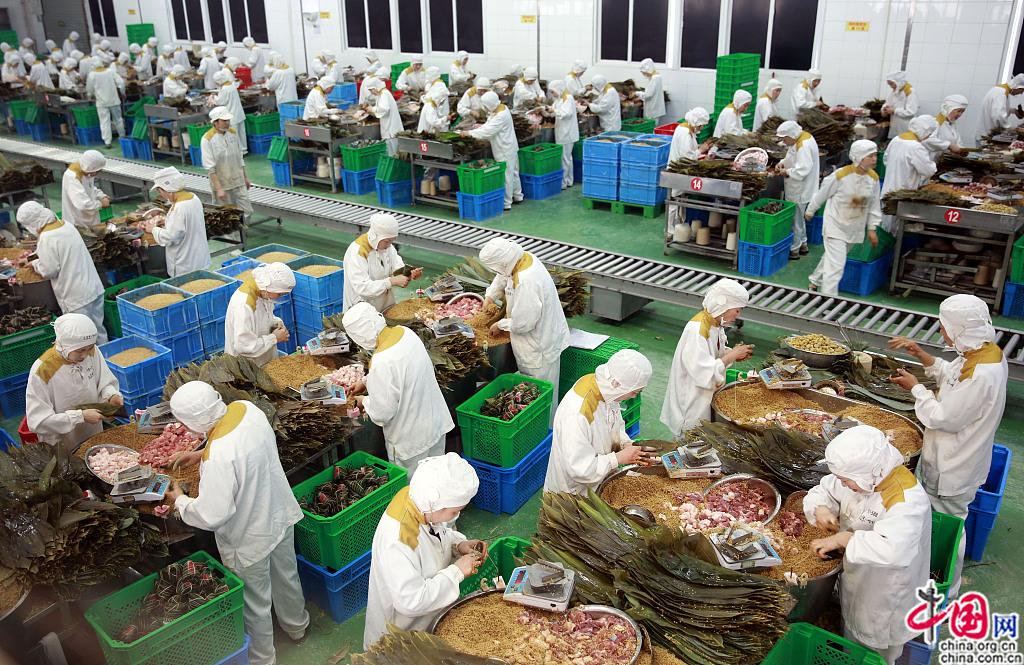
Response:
[465, 91, 523, 210]
[155, 44, 174, 77]
[361, 49, 381, 77]
[792, 68, 825, 113]
[96, 39, 113, 63]
[548, 80, 579, 189]
[670, 107, 710, 162]
[136, 38, 157, 77]
[60, 150, 110, 228]
[512, 66, 544, 111]
[85, 56, 125, 148]
[18, 37, 34, 60]
[264, 52, 298, 105]
[546, 350, 652, 494]
[804, 426, 932, 665]
[365, 77, 402, 157]
[214, 41, 228, 60]
[224, 263, 293, 366]
[565, 60, 588, 97]
[46, 49, 63, 79]
[588, 75, 621, 132]
[62, 32, 79, 59]
[24, 314, 122, 451]
[342, 303, 455, 476]
[164, 381, 309, 665]
[889, 294, 1007, 599]
[660, 279, 753, 438]
[775, 120, 820, 259]
[417, 85, 450, 134]
[141, 166, 211, 277]
[88, 33, 101, 55]
[635, 58, 664, 121]
[222, 57, 241, 84]
[241, 36, 265, 82]
[79, 50, 100, 80]
[1, 52, 23, 87]
[450, 50, 472, 86]
[16, 201, 106, 339]
[754, 78, 783, 131]
[924, 95, 969, 160]
[303, 77, 334, 120]
[202, 106, 252, 213]
[358, 65, 387, 105]
[25, 54, 53, 89]
[805, 140, 882, 295]
[713, 89, 752, 138]
[310, 50, 329, 78]
[977, 75, 1024, 142]
[882, 71, 919, 139]
[171, 44, 191, 71]
[363, 453, 484, 649]
[58, 58, 80, 89]
[395, 55, 427, 94]
[197, 47, 220, 90]
[322, 52, 345, 86]
[343, 213, 421, 313]
[163, 64, 189, 98]
[115, 52, 133, 83]
[456, 76, 491, 121]
[212, 71, 248, 150]
[424, 66, 450, 118]
[880, 115, 938, 231]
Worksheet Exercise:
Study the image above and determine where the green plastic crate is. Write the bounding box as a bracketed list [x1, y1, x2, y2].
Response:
[244, 112, 278, 136]
[739, 198, 797, 245]
[456, 373, 554, 468]
[292, 451, 408, 570]
[7, 100, 36, 121]
[762, 623, 886, 665]
[267, 136, 289, 163]
[846, 227, 895, 263]
[340, 140, 387, 172]
[0, 31, 17, 48]
[460, 536, 531, 595]
[376, 155, 413, 182]
[125, 23, 156, 47]
[131, 118, 149, 141]
[84, 551, 245, 665]
[931, 511, 964, 599]
[23, 104, 41, 124]
[518, 143, 563, 176]
[573, 140, 584, 161]
[0, 320, 55, 378]
[104, 275, 164, 339]
[716, 53, 760, 71]
[71, 106, 100, 128]
[876, 149, 886, 180]
[391, 62, 411, 82]
[456, 159, 506, 195]
[622, 396, 642, 427]
[127, 96, 156, 118]
[187, 123, 212, 147]
[558, 338, 640, 399]
[621, 118, 655, 134]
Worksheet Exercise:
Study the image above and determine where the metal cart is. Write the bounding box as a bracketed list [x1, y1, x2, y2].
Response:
[34, 91, 93, 145]
[143, 103, 208, 165]
[660, 171, 746, 269]
[395, 135, 489, 210]
[284, 121, 360, 193]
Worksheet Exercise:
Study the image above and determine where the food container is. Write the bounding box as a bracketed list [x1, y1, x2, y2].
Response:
[702, 473, 782, 524]
[84, 444, 141, 485]
[777, 490, 842, 623]
[673, 223, 691, 243]
[726, 231, 737, 250]
[696, 227, 711, 246]
[782, 336, 850, 369]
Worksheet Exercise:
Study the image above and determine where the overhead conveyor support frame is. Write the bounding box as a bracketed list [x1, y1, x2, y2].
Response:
[5, 136, 1024, 381]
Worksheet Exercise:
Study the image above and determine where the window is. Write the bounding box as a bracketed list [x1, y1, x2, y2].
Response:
[168, 0, 267, 44]
[599, 0, 669, 63]
[344, 0, 393, 50]
[207, 0, 227, 43]
[680, 0, 722, 68]
[344, 0, 367, 48]
[229, 0, 268, 44]
[169, 0, 206, 41]
[430, 0, 455, 52]
[729, 0, 768, 60]
[770, 0, 817, 70]
[1014, 21, 1024, 74]
[88, 0, 119, 37]
[398, 0, 423, 53]
[455, 0, 483, 53]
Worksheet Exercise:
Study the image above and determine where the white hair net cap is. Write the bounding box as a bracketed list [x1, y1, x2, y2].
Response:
[71, 49, 84, 60]
[342, 302, 387, 351]
[23, 53, 35, 65]
[591, 74, 608, 89]
[510, 65, 524, 77]
[1010, 74, 1024, 89]
[940, 94, 968, 116]
[45, 40, 56, 50]
[456, 50, 468, 61]
[253, 262, 295, 294]
[79, 150, 106, 173]
[129, 43, 142, 53]
[572, 60, 587, 75]
[216, 41, 227, 49]
[375, 66, 389, 78]
[825, 425, 905, 492]
[200, 47, 213, 57]
[22, 37, 33, 47]
[480, 90, 500, 112]
[849, 139, 878, 164]
[317, 76, 335, 89]
[366, 50, 378, 61]
[732, 89, 753, 107]
[596, 349, 653, 402]
[0, 43, 10, 52]
[4, 51, 17, 64]
[64, 58, 77, 69]
[776, 120, 803, 139]
[225, 57, 240, 69]
[16, 200, 55, 235]
[213, 70, 231, 86]
[807, 68, 822, 80]
[170, 381, 229, 434]
[886, 70, 907, 87]
[368, 212, 399, 248]
[117, 53, 130, 63]
[411, 55, 424, 64]
[409, 453, 479, 513]
[474, 75, 491, 89]
[703, 278, 749, 317]
[524, 66, 538, 80]
[147, 37, 158, 46]
[320, 49, 335, 61]
[939, 294, 996, 354]
[51, 52, 63, 63]
[909, 114, 938, 140]
[684, 107, 710, 127]
[426, 65, 440, 79]
[428, 85, 447, 105]
[70, 31, 80, 40]
[548, 79, 566, 96]
[479, 238, 525, 275]
[100, 39, 110, 50]
[639, 58, 655, 74]
[243, 37, 256, 48]
[53, 313, 98, 357]
[765, 78, 783, 93]
[364, 76, 384, 92]
[161, 44, 173, 55]
[209, 106, 233, 122]
[267, 52, 282, 68]
[151, 166, 185, 193]
[171, 64, 186, 77]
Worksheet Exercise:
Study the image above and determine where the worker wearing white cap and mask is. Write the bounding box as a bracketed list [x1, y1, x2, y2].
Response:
[805, 140, 882, 295]
[62, 31, 79, 59]
[396, 55, 427, 94]
[480, 238, 570, 417]
[754, 79, 783, 131]
[361, 49, 381, 77]
[202, 106, 252, 213]
[714, 89, 752, 138]
[1, 52, 23, 87]
[660, 279, 753, 437]
[365, 77, 402, 156]
[343, 303, 455, 476]
[163, 64, 189, 98]
[548, 80, 579, 189]
[882, 71, 918, 139]
[197, 47, 220, 90]
[449, 50, 472, 86]
[358, 65, 388, 105]
[465, 92, 523, 209]
[58, 58, 80, 89]
[224, 263, 294, 366]
[792, 68, 824, 113]
[25, 313, 122, 451]
[566, 60, 588, 97]
[977, 74, 1024, 142]
[364, 453, 483, 649]
[155, 44, 174, 77]
[456, 75, 491, 121]
[46, 49, 63, 78]
[172, 43, 191, 71]
[136, 37, 156, 78]
[924, 95, 969, 159]
[804, 426, 932, 665]
[636, 58, 664, 121]
[303, 77, 334, 120]
[775, 120, 820, 259]
[343, 213, 421, 313]
[18, 37, 34, 60]
[242, 36, 265, 81]
[61, 150, 110, 229]
[880, 115, 938, 231]
[16, 201, 105, 338]
[212, 72, 248, 149]
[417, 84, 450, 135]
[85, 55, 125, 148]
[546, 349, 653, 494]
[889, 294, 1007, 599]
[88, 32, 101, 55]
[588, 75, 621, 132]
[513, 66, 544, 111]
[222, 56, 240, 84]
[164, 381, 309, 665]
[142, 166, 211, 277]
[310, 50, 329, 78]
[670, 107, 710, 162]
[25, 53, 53, 89]
[264, 52, 298, 105]
[424, 66, 450, 117]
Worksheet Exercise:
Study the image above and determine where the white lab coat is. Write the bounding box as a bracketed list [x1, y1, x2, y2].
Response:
[660, 311, 728, 437]
[135, 49, 154, 78]
[303, 85, 329, 120]
[880, 134, 937, 199]
[265, 66, 297, 105]
[977, 85, 1016, 141]
[753, 95, 778, 132]
[923, 115, 962, 160]
[457, 87, 485, 118]
[197, 55, 220, 89]
[223, 280, 284, 366]
[782, 132, 820, 203]
[885, 84, 919, 138]
[416, 99, 449, 133]
[163, 75, 188, 98]
[713, 104, 746, 138]
[552, 92, 579, 188]
[1, 64, 22, 87]
[545, 374, 631, 495]
[449, 61, 472, 86]
[27, 62, 53, 88]
[61, 164, 107, 228]
[363, 487, 467, 649]
[589, 85, 621, 131]
[342, 233, 405, 313]
[155, 54, 174, 77]
[87, 66, 126, 144]
[214, 82, 247, 146]
[172, 48, 191, 70]
[201, 127, 247, 191]
[669, 123, 699, 162]
[246, 47, 266, 81]
[31, 220, 103, 313]
[565, 72, 586, 97]
[25, 346, 119, 450]
[395, 66, 427, 93]
[469, 105, 522, 207]
[792, 80, 820, 113]
[804, 469, 932, 651]
[62, 39, 77, 56]
[640, 74, 665, 120]
[58, 68, 79, 90]
[371, 89, 402, 155]
[363, 326, 455, 464]
[151, 191, 211, 277]
[512, 78, 544, 111]
[78, 55, 97, 79]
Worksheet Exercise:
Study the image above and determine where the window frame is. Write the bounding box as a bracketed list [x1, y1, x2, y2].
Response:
[427, 0, 485, 55]
[166, 0, 271, 46]
[596, 0, 670, 66]
[87, 0, 119, 38]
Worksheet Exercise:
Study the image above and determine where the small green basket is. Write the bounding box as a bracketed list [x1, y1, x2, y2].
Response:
[460, 536, 532, 595]
[518, 143, 563, 176]
[558, 338, 640, 399]
[621, 118, 655, 134]
[762, 623, 886, 665]
[739, 198, 797, 246]
[1010, 234, 1024, 283]
[104, 275, 165, 339]
[931, 511, 964, 599]
[0, 321, 55, 378]
[456, 159, 506, 195]
[244, 112, 279, 136]
[187, 123, 212, 147]
[376, 155, 413, 183]
[340, 140, 387, 172]
[127, 96, 156, 118]
[846, 227, 895, 263]
[131, 118, 149, 141]
[456, 373, 553, 468]
[71, 106, 100, 128]
[267, 136, 289, 162]
[7, 100, 36, 121]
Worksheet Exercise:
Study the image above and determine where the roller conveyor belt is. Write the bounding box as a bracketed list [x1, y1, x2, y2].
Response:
[5, 136, 1024, 380]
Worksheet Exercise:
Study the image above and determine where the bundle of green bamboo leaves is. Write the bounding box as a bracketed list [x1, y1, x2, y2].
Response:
[352, 628, 494, 665]
[442, 256, 590, 319]
[881, 187, 966, 215]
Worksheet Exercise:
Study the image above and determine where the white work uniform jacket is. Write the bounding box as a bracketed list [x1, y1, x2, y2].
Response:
[792, 80, 820, 113]
[565, 72, 586, 97]
[61, 39, 76, 57]
[363, 487, 467, 649]
[753, 95, 778, 132]
[31, 219, 104, 313]
[135, 49, 154, 78]
[1, 64, 22, 87]
[469, 105, 521, 205]
[449, 61, 472, 86]
[342, 233, 404, 313]
[880, 133, 937, 198]
[589, 85, 621, 132]
[885, 84, 919, 139]
[61, 163, 107, 228]
[923, 114, 962, 160]
[395, 66, 427, 93]
[669, 123, 700, 161]
[197, 55, 220, 89]
[640, 74, 665, 120]
[371, 89, 402, 140]
[552, 92, 579, 145]
[457, 86, 485, 118]
[546, 374, 631, 495]
[977, 85, 1017, 141]
[782, 132, 820, 203]
[78, 55, 96, 79]
[223, 279, 284, 366]
[265, 66, 297, 105]
[807, 165, 882, 244]
[214, 83, 246, 132]
[363, 326, 455, 463]
[485, 252, 569, 372]
[175, 400, 303, 569]
[303, 85, 329, 120]
[417, 99, 449, 133]
[155, 54, 173, 77]
[162, 75, 188, 98]
[172, 48, 191, 70]
[512, 78, 544, 111]
[247, 47, 266, 81]
[58, 69, 79, 90]
[25, 346, 119, 450]
[425, 79, 450, 117]
[911, 344, 1007, 496]
[27, 62, 53, 88]
[713, 105, 746, 138]
[805, 468, 932, 650]
[660, 310, 728, 437]
[201, 127, 246, 190]
[152, 191, 211, 277]
[86, 66, 123, 108]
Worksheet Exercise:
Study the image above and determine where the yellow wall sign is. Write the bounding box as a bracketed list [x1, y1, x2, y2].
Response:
[845, 21, 870, 32]
[127, 8, 136, 14]
[521, 15, 537, 24]
[319, 11, 331, 18]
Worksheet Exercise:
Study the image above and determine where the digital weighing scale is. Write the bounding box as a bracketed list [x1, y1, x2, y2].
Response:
[290, 377, 348, 405]
[423, 276, 465, 302]
[759, 358, 813, 390]
[503, 561, 577, 613]
[135, 402, 176, 434]
[709, 525, 783, 571]
[304, 328, 351, 356]
[108, 465, 171, 504]
[662, 442, 723, 479]
[430, 316, 475, 339]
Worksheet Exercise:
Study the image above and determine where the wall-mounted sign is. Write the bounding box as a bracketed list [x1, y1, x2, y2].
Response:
[320, 11, 331, 18]
[845, 21, 870, 32]
[521, 15, 537, 24]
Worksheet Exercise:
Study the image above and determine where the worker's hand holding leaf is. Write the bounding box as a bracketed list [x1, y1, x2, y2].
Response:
[615, 444, 645, 466]
[454, 553, 482, 577]
[410, 268, 423, 280]
[813, 506, 839, 533]
[889, 368, 919, 390]
[82, 408, 104, 424]
[107, 393, 124, 407]
[458, 539, 488, 560]
[391, 275, 410, 288]
[810, 531, 852, 560]
[888, 336, 923, 358]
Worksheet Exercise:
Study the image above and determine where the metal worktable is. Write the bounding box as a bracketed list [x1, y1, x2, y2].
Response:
[396, 135, 486, 210]
[143, 104, 209, 165]
[34, 91, 92, 145]
[660, 171, 745, 268]
[284, 121, 360, 193]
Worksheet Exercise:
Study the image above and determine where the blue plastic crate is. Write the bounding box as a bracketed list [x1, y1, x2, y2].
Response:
[278, 100, 306, 133]
[328, 82, 358, 104]
[14, 118, 28, 135]
[200, 317, 226, 356]
[0, 427, 19, 453]
[0, 371, 28, 418]
[582, 158, 618, 180]
[125, 324, 204, 369]
[189, 145, 203, 166]
[582, 132, 639, 161]
[970, 444, 1012, 513]
[738, 234, 793, 277]
[621, 135, 670, 167]
[214, 634, 250, 665]
[965, 507, 999, 561]
[240, 244, 310, 264]
[520, 170, 562, 201]
[341, 167, 377, 195]
[807, 214, 823, 244]
[248, 132, 278, 155]
[216, 258, 259, 280]
[271, 160, 292, 187]
[75, 125, 103, 145]
[287, 254, 344, 306]
[293, 298, 343, 330]
[122, 386, 164, 416]
[120, 136, 138, 158]
[26, 122, 50, 142]
[165, 270, 238, 322]
[296, 323, 321, 346]
[573, 158, 583, 184]
[99, 336, 173, 395]
[117, 283, 199, 337]
[297, 550, 372, 623]
[467, 430, 552, 515]
[619, 182, 666, 206]
[457, 189, 504, 221]
[1002, 281, 1024, 318]
[375, 179, 413, 207]
[903, 638, 935, 665]
[619, 162, 662, 186]
[839, 252, 894, 297]
[582, 177, 618, 201]
[136, 139, 154, 161]
[626, 421, 640, 439]
[278, 335, 297, 355]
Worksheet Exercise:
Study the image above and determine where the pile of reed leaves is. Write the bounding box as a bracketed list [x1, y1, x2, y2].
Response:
[666, 158, 767, 200]
[352, 628, 491, 665]
[881, 187, 966, 215]
[442, 256, 590, 319]
[796, 108, 853, 154]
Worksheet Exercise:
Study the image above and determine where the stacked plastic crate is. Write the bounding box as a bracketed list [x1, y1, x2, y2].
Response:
[737, 198, 795, 277]
[838, 228, 896, 296]
[340, 140, 387, 195]
[15, 102, 49, 141]
[456, 373, 555, 514]
[165, 270, 239, 358]
[1002, 237, 1024, 318]
[621, 118, 656, 134]
[245, 111, 281, 155]
[186, 123, 210, 166]
[456, 159, 506, 221]
[619, 134, 671, 211]
[581, 131, 635, 204]
[375, 155, 414, 207]
[286, 254, 344, 345]
[559, 338, 641, 438]
[278, 99, 306, 134]
[517, 143, 564, 200]
[0, 315, 55, 419]
[965, 444, 1012, 561]
[98, 336, 174, 414]
[327, 82, 358, 108]
[102, 275, 164, 339]
[70, 106, 103, 145]
[216, 258, 298, 355]
[714, 54, 760, 134]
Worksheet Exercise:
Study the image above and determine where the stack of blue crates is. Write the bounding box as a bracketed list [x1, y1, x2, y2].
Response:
[327, 82, 357, 108]
[75, 125, 104, 145]
[965, 443, 1012, 560]
[341, 168, 377, 195]
[0, 371, 29, 418]
[120, 137, 154, 160]
[216, 258, 298, 355]
[165, 270, 239, 358]
[286, 254, 344, 345]
[618, 135, 671, 207]
[278, 100, 307, 135]
[581, 131, 637, 201]
[98, 336, 174, 414]
[117, 283, 204, 370]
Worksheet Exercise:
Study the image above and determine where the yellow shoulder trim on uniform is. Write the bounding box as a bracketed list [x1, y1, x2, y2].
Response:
[239, 278, 259, 310]
[375, 327, 404, 354]
[801, 80, 810, 90]
[203, 401, 246, 461]
[93, 66, 107, 73]
[385, 486, 425, 550]
[901, 83, 913, 96]
[511, 252, 534, 289]
[228, 127, 236, 134]
[39, 219, 64, 234]
[173, 191, 194, 203]
[725, 103, 735, 110]
[35, 347, 69, 384]
[999, 83, 1011, 94]
[876, 465, 917, 510]
[572, 373, 603, 424]
[495, 103, 507, 114]
[403, 67, 414, 75]
[691, 309, 718, 339]
[796, 131, 813, 149]
[467, 87, 477, 97]
[203, 127, 218, 141]
[354, 233, 373, 259]
[866, 168, 879, 181]
[898, 131, 919, 141]
[603, 83, 614, 93]
[936, 113, 947, 126]
[960, 341, 1003, 381]
[835, 164, 857, 180]
[68, 162, 83, 180]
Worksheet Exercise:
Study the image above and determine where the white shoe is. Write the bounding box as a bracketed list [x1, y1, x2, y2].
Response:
[503, 205, 512, 211]
[513, 195, 524, 203]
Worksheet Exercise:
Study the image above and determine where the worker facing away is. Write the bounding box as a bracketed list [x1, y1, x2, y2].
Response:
[804, 426, 932, 665]
[588, 75, 621, 132]
[86, 53, 126, 148]
[363, 77, 402, 157]
[224, 263, 295, 367]
[343, 212, 422, 313]
[243, 36, 266, 81]
[775, 120, 820, 259]
[60, 149, 111, 228]
[363, 453, 484, 649]
[636, 58, 665, 121]
[547, 79, 579, 189]
[141, 166, 211, 277]
[880, 115, 939, 231]
[882, 71, 918, 139]
[25, 313, 122, 451]
[264, 52, 298, 105]
[212, 71, 248, 150]
[546, 349, 653, 495]
[201, 106, 252, 214]
[976, 74, 1024, 142]
[465, 91, 523, 210]
[164, 381, 309, 665]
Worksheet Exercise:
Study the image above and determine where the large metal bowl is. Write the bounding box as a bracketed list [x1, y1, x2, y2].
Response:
[782, 336, 851, 369]
[702, 473, 782, 524]
[84, 444, 140, 484]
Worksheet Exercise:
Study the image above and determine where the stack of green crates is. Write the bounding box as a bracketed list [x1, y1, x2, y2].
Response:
[71, 106, 100, 128]
[187, 123, 212, 148]
[267, 136, 289, 163]
[376, 155, 413, 182]
[518, 143, 562, 176]
[715, 53, 760, 131]
[560, 337, 641, 430]
[340, 140, 387, 172]
[125, 23, 156, 48]
[390, 62, 411, 82]
[126, 96, 156, 118]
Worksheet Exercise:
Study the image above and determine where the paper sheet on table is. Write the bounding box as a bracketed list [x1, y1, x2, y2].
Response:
[568, 328, 609, 350]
